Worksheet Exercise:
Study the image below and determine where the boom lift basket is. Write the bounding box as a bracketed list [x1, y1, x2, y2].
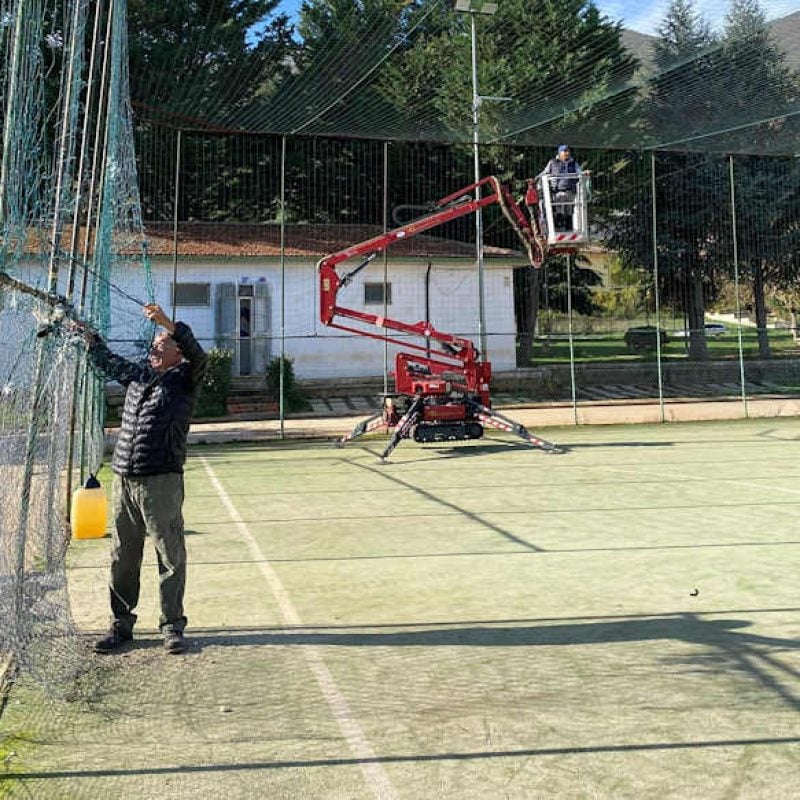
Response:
[537, 171, 591, 247]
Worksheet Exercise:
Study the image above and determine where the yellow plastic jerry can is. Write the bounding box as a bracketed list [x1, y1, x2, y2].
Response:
[71, 475, 108, 539]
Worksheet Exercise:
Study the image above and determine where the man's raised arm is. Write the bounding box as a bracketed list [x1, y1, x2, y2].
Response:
[145, 304, 208, 390]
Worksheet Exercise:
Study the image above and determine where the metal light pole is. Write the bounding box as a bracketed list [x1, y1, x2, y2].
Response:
[454, 0, 497, 360]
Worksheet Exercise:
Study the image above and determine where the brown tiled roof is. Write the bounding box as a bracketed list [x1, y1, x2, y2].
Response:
[142, 222, 519, 259]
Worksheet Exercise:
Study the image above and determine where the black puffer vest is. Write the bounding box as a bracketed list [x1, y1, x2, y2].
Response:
[88, 322, 208, 476]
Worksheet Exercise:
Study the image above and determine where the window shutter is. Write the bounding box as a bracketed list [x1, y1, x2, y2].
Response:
[254, 282, 271, 371]
[214, 282, 237, 349]
[254, 282, 270, 333]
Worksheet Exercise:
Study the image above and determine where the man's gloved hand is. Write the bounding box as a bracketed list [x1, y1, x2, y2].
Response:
[143, 303, 176, 334]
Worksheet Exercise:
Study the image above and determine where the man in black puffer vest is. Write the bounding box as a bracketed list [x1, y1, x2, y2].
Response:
[84, 303, 207, 655]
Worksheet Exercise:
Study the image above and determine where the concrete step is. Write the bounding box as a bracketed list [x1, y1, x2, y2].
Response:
[227, 390, 273, 400]
[226, 400, 279, 414]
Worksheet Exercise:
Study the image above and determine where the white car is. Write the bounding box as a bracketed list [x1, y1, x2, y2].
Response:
[672, 323, 726, 338]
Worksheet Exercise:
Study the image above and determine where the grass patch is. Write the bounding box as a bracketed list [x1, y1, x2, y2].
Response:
[528, 327, 800, 364]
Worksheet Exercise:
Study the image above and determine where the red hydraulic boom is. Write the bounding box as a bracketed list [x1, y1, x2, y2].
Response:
[318, 176, 560, 459]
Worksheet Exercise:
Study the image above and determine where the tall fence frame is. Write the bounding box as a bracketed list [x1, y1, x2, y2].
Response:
[134, 126, 800, 431]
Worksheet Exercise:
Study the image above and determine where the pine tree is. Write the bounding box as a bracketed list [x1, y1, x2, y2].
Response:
[129, 1, 295, 222]
[614, 0, 726, 361]
[128, 1, 293, 120]
[719, 0, 800, 357]
[648, 0, 719, 149]
[378, 0, 636, 147]
[285, 0, 407, 135]
[717, 0, 797, 152]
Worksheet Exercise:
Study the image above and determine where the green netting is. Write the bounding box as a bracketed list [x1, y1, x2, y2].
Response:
[123, 0, 800, 155]
[0, 0, 154, 692]
[0, 0, 797, 731]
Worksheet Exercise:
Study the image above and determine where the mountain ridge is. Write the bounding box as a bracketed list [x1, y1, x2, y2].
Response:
[621, 9, 800, 73]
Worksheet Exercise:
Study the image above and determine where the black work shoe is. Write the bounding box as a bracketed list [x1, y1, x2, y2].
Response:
[163, 628, 186, 654]
[94, 625, 133, 654]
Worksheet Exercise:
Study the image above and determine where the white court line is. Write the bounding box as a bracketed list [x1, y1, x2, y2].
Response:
[200, 457, 397, 800]
[726, 479, 800, 500]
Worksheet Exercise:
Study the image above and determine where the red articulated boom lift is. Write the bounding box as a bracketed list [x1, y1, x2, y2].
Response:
[318, 175, 564, 461]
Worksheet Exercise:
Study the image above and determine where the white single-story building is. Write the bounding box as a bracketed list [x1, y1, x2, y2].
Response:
[111, 222, 525, 380]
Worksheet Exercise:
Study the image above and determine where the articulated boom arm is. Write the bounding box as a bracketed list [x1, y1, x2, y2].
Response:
[318, 176, 544, 368]
[317, 177, 562, 458]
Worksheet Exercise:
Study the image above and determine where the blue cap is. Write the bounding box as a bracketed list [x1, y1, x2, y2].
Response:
[558, 144, 570, 153]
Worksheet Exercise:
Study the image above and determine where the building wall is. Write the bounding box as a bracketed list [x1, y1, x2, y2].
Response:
[94, 257, 520, 379]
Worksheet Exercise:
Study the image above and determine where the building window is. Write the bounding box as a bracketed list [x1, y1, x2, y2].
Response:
[172, 282, 210, 307]
[364, 282, 392, 306]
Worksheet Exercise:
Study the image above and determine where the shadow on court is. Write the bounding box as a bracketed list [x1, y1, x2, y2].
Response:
[352, 439, 680, 463]
[185, 614, 800, 710]
[190, 614, 797, 651]
[10, 419, 800, 798]
[8, 734, 800, 781]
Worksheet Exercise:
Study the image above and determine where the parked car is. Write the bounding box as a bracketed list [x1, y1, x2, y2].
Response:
[672, 323, 726, 339]
[624, 326, 668, 353]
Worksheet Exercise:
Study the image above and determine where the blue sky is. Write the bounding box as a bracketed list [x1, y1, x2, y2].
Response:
[272, 0, 799, 34]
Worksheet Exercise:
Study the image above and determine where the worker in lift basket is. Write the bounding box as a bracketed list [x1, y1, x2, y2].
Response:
[543, 144, 582, 232]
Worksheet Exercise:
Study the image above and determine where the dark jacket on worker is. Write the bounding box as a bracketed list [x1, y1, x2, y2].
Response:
[87, 322, 208, 476]
[545, 156, 580, 193]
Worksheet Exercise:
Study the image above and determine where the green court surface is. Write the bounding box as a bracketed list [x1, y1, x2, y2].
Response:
[2, 418, 799, 799]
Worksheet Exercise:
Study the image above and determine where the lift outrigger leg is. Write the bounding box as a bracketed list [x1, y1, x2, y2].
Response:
[467, 400, 562, 453]
[337, 410, 387, 447]
[379, 394, 425, 461]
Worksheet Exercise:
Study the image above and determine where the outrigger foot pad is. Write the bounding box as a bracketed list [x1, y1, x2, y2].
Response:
[466, 400, 561, 453]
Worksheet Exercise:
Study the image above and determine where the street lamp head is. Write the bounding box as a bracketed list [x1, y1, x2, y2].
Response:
[453, 0, 498, 14]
